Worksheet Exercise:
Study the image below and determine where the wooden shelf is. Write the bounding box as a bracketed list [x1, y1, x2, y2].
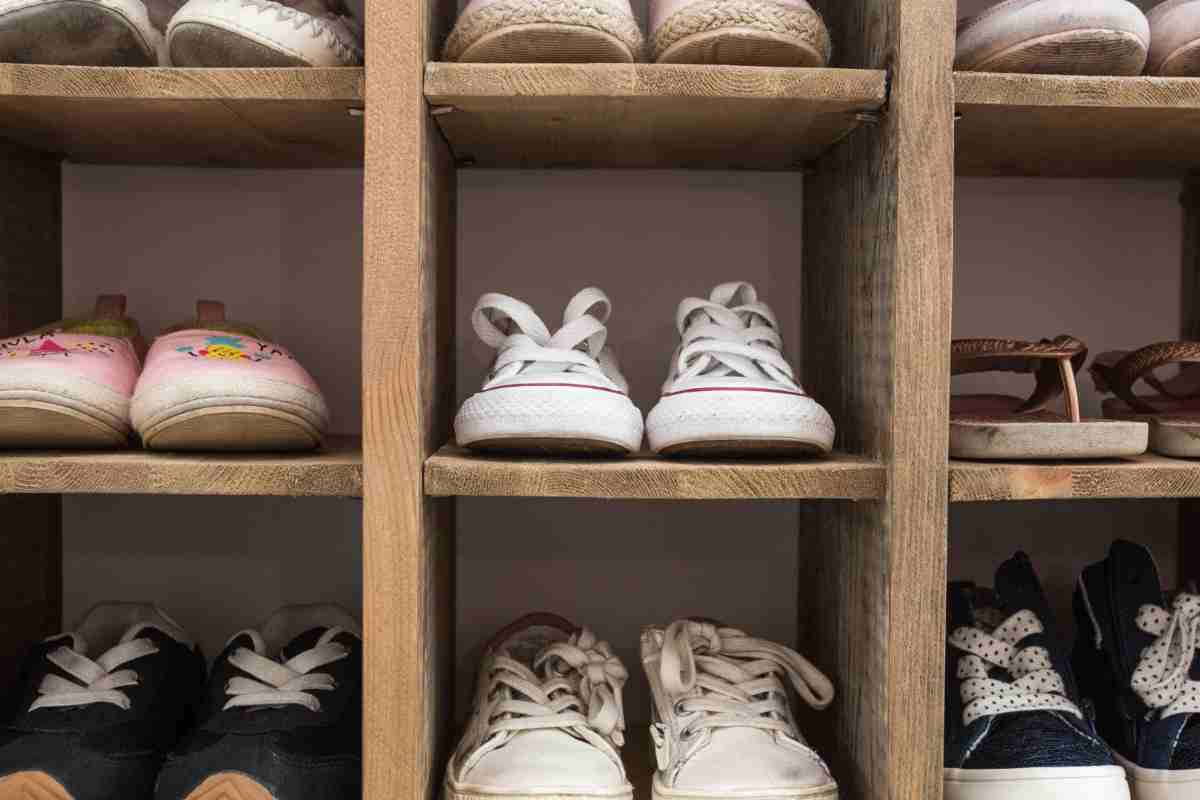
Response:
[956, 72, 1200, 177]
[0, 66, 364, 167]
[424, 63, 887, 170]
[424, 445, 884, 500]
[0, 435, 362, 496]
[950, 455, 1200, 501]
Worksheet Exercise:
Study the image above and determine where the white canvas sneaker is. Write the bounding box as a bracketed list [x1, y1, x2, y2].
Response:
[646, 282, 834, 457]
[166, 0, 363, 66]
[455, 288, 644, 455]
[642, 620, 838, 800]
[446, 614, 633, 800]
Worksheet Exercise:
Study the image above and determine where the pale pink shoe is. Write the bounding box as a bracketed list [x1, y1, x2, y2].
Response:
[1148, 0, 1200, 75]
[649, 0, 831, 66]
[443, 0, 644, 62]
[0, 295, 143, 448]
[131, 301, 329, 452]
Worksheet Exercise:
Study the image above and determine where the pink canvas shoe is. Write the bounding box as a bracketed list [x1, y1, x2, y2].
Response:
[0, 295, 143, 449]
[131, 301, 329, 452]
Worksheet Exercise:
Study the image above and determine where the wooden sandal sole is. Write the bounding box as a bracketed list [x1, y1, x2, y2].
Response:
[0, 399, 127, 449]
[141, 405, 321, 452]
[950, 418, 1148, 460]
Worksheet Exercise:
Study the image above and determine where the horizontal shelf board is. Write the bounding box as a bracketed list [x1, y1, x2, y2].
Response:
[950, 455, 1200, 501]
[0, 66, 364, 167]
[956, 72, 1200, 177]
[0, 435, 362, 496]
[424, 445, 884, 499]
[424, 63, 886, 169]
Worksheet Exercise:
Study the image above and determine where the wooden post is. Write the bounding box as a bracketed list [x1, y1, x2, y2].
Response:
[799, 0, 955, 798]
[1179, 175, 1199, 586]
[0, 141, 63, 687]
[361, 0, 457, 798]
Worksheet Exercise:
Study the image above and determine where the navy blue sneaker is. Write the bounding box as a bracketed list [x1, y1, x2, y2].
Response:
[154, 605, 362, 800]
[0, 603, 205, 800]
[946, 552, 1128, 800]
[1075, 539, 1200, 800]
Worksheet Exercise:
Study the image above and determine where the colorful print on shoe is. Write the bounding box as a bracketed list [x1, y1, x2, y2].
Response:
[131, 300, 329, 452]
[0, 294, 143, 449]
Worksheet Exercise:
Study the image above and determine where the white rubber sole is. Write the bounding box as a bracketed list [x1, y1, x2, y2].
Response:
[944, 765, 1130, 800]
[446, 777, 634, 800]
[455, 383, 644, 455]
[646, 388, 835, 457]
[1116, 751, 1200, 800]
[652, 773, 837, 800]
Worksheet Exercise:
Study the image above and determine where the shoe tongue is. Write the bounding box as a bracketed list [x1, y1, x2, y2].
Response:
[491, 613, 576, 668]
[994, 551, 1055, 623]
[1106, 539, 1166, 657]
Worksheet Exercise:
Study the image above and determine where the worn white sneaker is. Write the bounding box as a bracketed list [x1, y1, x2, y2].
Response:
[166, 0, 363, 66]
[643, 620, 838, 800]
[447, 614, 633, 800]
[455, 288, 644, 455]
[646, 282, 834, 457]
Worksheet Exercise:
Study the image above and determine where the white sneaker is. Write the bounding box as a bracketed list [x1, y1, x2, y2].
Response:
[642, 620, 839, 800]
[646, 282, 834, 457]
[455, 288, 644, 455]
[446, 614, 633, 800]
[166, 0, 364, 66]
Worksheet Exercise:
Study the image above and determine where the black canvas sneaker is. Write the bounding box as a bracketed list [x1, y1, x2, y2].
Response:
[154, 605, 362, 800]
[945, 552, 1129, 800]
[0, 603, 205, 800]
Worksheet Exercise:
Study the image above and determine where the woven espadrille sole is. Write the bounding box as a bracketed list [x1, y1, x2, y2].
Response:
[0, 772, 73, 800]
[652, 0, 831, 66]
[183, 773, 275, 800]
[141, 405, 322, 452]
[0, 399, 127, 448]
[957, 27, 1148, 74]
[444, 0, 644, 62]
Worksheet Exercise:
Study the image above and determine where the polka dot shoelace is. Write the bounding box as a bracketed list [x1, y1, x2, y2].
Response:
[1131, 593, 1200, 717]
[948, 609, 1082, 726]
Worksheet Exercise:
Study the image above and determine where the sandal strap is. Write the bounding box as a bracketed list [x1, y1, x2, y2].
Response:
[951, 335, 1087, 421]
[1090, 342, 1200, 413]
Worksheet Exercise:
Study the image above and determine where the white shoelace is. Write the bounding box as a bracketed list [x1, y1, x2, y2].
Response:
[238, 0, 363, 58]
[472, 289, 629, 393]
[484, 628, 628, 747]
[1131, 594, 1200, 717]
[658, 621, 833, 739]
[224, 628, 351, 712]
[31, 637, 160, 712]
[948, 609, 1081, 725]
[666, 283, 799, 391]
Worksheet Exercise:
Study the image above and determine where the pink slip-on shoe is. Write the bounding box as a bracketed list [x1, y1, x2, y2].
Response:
[0, 294, 143, 449]
[131, 300, 329, 452]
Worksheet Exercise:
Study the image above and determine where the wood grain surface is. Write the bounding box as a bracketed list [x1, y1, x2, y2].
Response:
[956, 72, 1200, 176]
[949, 455, 1200, 500]
[424, 445, 884, 499]
[802, 0, 954, 797]
[0, 435, 363, 496]
[0, 66, 364, 167]
[425, 63, 886, 169]
[0, 141, 62, 689]
[362, 0, 457, 798]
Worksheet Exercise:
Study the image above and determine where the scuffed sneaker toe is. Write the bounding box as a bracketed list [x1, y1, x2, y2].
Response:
[167, 0, 363, 66]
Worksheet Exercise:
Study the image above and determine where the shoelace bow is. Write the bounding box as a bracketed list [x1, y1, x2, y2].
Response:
[485, 628, 629, 746]
[472, 289, 628, 393]
[670, 283, 798, 390]
[224, 628, 351, 712]
[948, 609, 1081, 725]
[31, 637, 160, 712]
[658, 621, 833, 739]
[1132, 594, 1200, 717]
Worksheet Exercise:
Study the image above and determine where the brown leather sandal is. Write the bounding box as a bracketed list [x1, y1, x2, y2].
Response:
[951, 335, 1148, 459]
[1091, 341, 1200, 457]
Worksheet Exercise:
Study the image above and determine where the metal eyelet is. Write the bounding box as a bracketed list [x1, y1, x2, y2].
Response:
[673, 700, 687, 715]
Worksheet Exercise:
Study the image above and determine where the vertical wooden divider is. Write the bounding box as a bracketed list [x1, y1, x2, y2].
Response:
[0, 142, 63, 687]
[1179, 176, 1199, 585]
[799, 0, 954, 798]
[362, 0, 457, 797]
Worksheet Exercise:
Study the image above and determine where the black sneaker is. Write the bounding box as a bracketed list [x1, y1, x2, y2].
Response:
[154, 605, 362, 800]
[0, 603, 205, 800]
[1075, 539, 1200, 798]
[945, 552, 1128, 800]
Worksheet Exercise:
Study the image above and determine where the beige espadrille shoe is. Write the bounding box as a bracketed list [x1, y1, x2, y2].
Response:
[956, 0, 1149, 75]
[444, 0, 644, 62]
[649, 0, 830, 66]
[1148, 0, 1200, 75]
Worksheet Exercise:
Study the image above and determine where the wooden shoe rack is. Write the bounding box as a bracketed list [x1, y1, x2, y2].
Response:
[3, 0, 1200, 797]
